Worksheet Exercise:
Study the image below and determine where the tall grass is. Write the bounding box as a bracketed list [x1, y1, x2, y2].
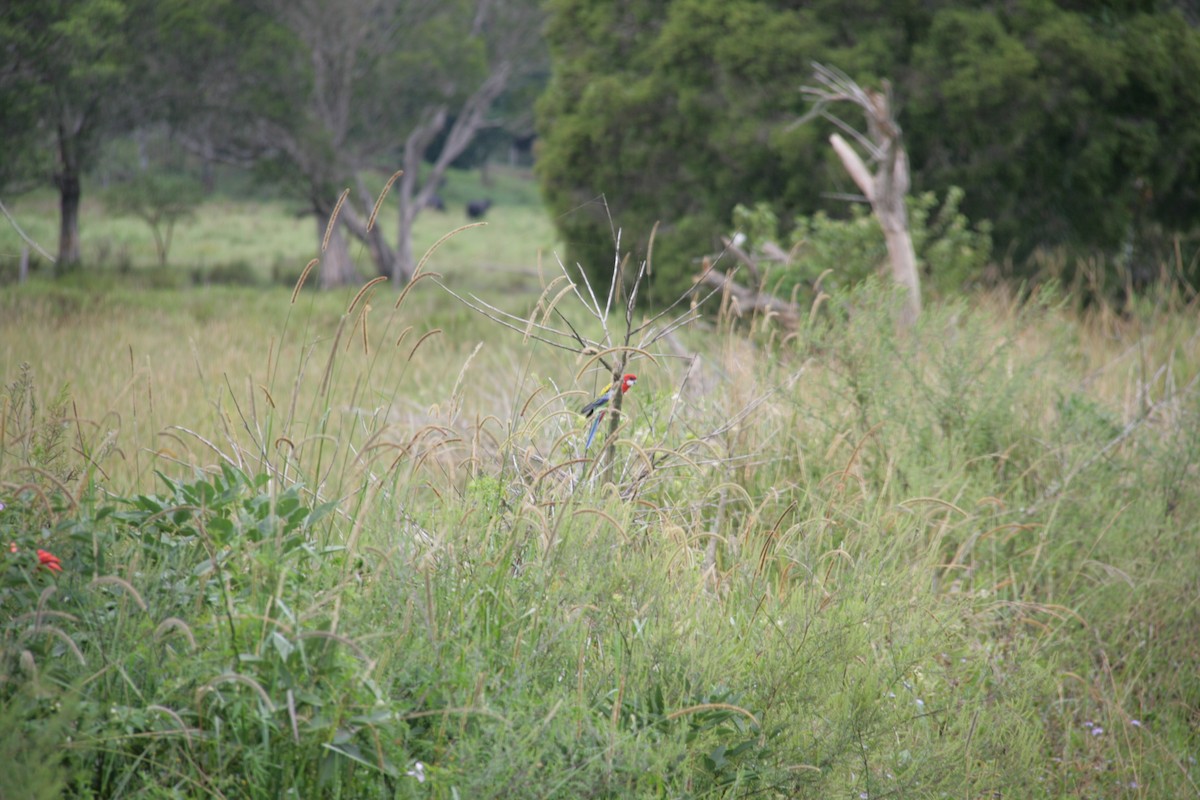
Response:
[1, 235, 1198, 798]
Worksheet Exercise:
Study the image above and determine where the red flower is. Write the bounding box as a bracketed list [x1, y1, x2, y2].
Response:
[36, 549, 63, 573]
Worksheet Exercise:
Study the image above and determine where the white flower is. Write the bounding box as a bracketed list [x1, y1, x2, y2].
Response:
[406, 761, 426, 783]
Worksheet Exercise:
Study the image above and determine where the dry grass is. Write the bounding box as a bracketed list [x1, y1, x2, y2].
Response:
[2, 226, 1199, 796]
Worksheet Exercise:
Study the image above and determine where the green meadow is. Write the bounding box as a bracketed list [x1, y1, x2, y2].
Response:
[0, 167, 555, 289]
[1, 173, 1199, 798]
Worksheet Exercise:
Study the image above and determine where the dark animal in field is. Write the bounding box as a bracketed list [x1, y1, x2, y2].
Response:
[466, 199, 492, 219]
[426, 193, 446, 211]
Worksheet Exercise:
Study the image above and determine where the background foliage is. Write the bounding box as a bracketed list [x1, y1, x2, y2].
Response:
[537, 0, 1200, 296]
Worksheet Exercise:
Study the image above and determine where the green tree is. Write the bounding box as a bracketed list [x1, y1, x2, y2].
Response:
[538, 0, 1200, 295]
[906, 4, 1200, 259]
[537, 0, 926, 297]
[134, 0, 262, 190]
[369, 0, 547, 284]
[0, 0, 145, 268]
[156, 0, 544, 287]
[103, 173, 203, 267]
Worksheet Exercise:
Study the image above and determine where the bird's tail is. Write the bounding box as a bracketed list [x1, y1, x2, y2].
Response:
[585, 412, 604, 449]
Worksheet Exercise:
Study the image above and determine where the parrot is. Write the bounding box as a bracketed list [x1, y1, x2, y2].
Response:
[582, 373, 637, 449]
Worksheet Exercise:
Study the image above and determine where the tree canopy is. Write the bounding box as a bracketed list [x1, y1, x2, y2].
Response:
[0, 0, 545, 283]
[138, 0, 546, 286]
[537, 0, 1200, 295]
[0, 0, 150, 266]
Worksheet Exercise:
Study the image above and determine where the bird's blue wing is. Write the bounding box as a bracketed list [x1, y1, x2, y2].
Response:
[583, 382, 617, 416]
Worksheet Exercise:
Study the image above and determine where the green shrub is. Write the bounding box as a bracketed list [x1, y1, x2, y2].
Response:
[103, 173, 204, 268]
[192, 260, 261, 286]
[732, 186, 992, 304]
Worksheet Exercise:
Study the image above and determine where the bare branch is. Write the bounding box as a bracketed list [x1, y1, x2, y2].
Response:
[798, 61, 921, 328]
[829, 133, 875, 201]
[0, 200, 56, 263]
[696, 268, 801, 332]
[430, 277, 583, 354]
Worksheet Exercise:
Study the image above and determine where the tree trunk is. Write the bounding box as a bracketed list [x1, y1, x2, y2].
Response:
[389, 106, 448, 284]
[314, 205, 360, 288]
[695, 261, 802, 332]
[860, 125, 920, 329]
[200, 139, 217, 194]
[389, 67, 513, 283]
[56, 173, 82, 268]
[878, 213, 921, 330]
[372, 221, 402, 282]
[805, 67, 921, 329]
[55, 127, 83, 268]
[830, 129, 921, 329]
[338, 187, 400, 282]
[393, 199, 418, 283]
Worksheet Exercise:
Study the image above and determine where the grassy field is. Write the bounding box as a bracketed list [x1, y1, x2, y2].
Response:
[2, 174, 1200, 798]
[0, 166, 558, 292]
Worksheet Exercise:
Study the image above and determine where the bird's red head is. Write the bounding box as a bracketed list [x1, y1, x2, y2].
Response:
[620, 374, 637, 393]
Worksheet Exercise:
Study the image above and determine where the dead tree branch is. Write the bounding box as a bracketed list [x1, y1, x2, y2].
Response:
[694, 258, 802, 333]
[801, 61, 921, 329]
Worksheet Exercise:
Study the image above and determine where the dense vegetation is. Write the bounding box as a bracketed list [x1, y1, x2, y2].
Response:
[537, 0, 1200, 294]
[3, 1, 1200, 795]
[1, 187, 1199, 795]
[7, 2, 1200, 296]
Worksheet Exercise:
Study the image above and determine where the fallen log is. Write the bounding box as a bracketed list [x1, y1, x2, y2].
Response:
[695, 261, 801, 332]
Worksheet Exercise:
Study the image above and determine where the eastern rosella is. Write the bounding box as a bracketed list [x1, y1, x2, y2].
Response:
[582, 374, 637, 449]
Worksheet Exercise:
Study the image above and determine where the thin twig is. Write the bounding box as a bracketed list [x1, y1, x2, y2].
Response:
[431, 278, 581, 353]
[0, 199, 55, 262]
[631, 251, 731, 339]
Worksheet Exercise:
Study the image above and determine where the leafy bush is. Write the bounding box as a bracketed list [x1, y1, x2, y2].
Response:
[731, 186, 992, 304]
[191, 260, 262, 286]
[0, 462, 397, 797]
[103, 173, 204, 268]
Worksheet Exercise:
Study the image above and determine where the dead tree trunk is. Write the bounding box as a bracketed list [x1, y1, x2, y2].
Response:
[387, 66, 513, 283]
[341, 179, 398, 280]
[802, 63, 921, 329]
[695, 256, 802, 332]
[313, 199, 360, 289]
